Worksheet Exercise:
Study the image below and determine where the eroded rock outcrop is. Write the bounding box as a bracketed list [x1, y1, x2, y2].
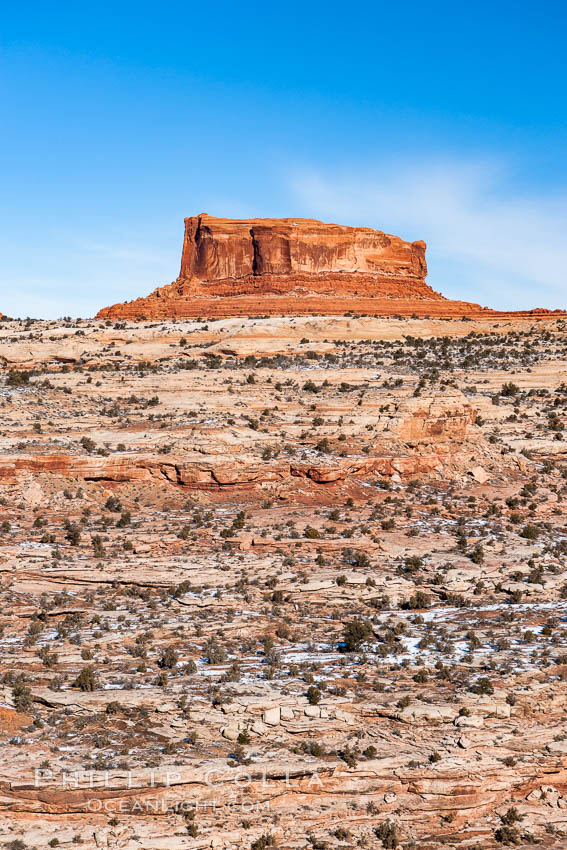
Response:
[178, 214, 428, 283]
[96, 215, 566, 320]
[383, 390, 477, 444]
[0, 392, 479, 488]
[97, 213, 567, 320]
[97, 214, 448, 319]
[0, 451, 473, 488]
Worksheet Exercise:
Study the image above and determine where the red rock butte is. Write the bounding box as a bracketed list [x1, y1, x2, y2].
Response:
[96, 214, 562, 320]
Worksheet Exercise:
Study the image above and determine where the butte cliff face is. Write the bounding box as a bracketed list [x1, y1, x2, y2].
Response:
[179, 214, 427, 283]
[97, 215, 460, 320]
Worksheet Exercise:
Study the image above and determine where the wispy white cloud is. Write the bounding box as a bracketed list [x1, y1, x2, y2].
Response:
[290, 158, 567, 310]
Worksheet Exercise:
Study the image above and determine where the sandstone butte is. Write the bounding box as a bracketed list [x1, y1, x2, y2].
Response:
[96, 214, 563, 321]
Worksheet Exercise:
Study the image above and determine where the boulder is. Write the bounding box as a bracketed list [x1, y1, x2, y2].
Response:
[262, 706, 281, 726]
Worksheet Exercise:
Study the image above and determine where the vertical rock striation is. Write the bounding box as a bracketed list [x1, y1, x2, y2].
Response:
[178, 214, 428, 283]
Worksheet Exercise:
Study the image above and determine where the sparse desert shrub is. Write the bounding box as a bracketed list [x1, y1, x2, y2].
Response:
[469, 544, 484, 564]
[12, 683, 33, 713]
[307, 685, 322, 705]
[105, 495, 122, 512]
[64, 522, 81, 546]
[158, 646, 179, 669]
[520, 524, 540, 540]
[91, 535, 104, 557]
[206, 642, 227, 664]
[401, 591, 431, 610]
[6, 370, 31, 387]
[73, 666, 98, 691]
[250, 834, 275, 850]
[342, 548, 370, 567]
[375, 820, 400, 848]
[341, 619, 373, 652]
[470, 676, 494, 695]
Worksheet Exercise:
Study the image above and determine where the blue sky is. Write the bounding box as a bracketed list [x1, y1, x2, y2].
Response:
[1, 0, 566, 318]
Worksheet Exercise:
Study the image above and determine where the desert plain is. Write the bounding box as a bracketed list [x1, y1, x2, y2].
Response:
[1, 309, 567, 849]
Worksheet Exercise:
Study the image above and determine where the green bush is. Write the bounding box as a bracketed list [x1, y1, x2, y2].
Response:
[307, 685, 322, 705]
[158, 646, 179, 669]
[6, 370, 31, 387]
[342, 619, 373, 652]
[12, 683, 33, 712]
[73, 665, 98, 691]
